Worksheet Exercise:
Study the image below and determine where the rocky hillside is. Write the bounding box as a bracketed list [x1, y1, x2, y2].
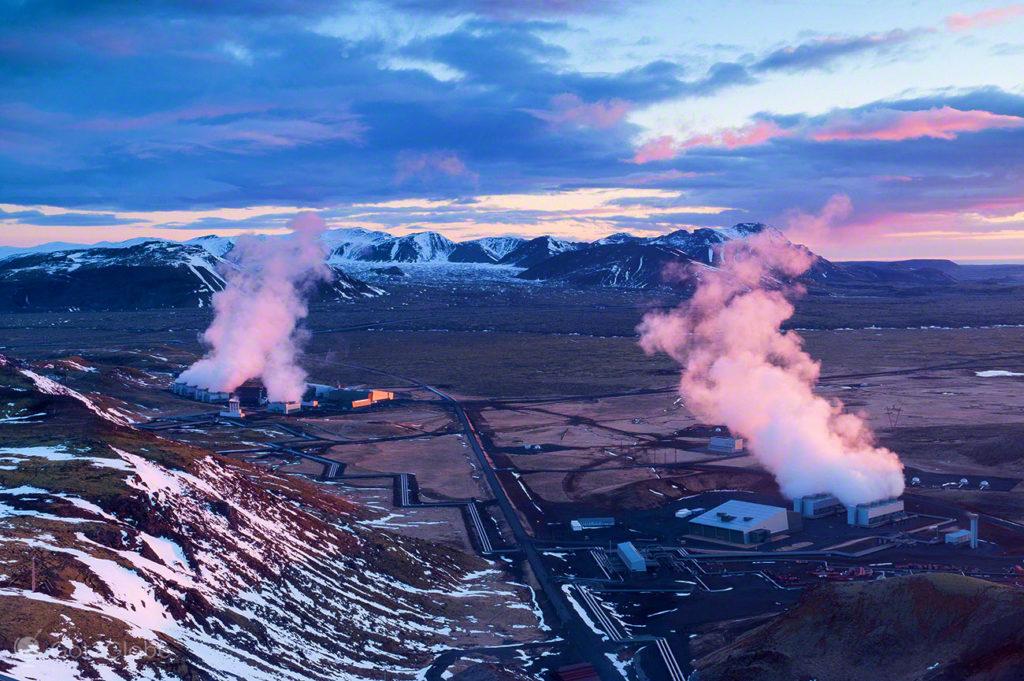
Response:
[693, 573, 1024, 681]
[0, 241, 381, 312]
[0, 355, 536, 680]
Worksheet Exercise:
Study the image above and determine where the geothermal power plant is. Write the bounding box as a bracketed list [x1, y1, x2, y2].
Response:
[170, 377, 395, 417]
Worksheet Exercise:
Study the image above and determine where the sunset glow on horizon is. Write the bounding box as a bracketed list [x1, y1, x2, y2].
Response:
[2, 1, 1023, 262]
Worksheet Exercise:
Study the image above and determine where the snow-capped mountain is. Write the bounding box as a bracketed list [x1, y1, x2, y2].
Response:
[0, 240, 381, 312]
[518, 242, 694, 288]
[0, 241, 227, 312]
[363, 231, 456, 262]
[518, 222, 960, 289]
[185, 234, 236, 258]
[449, 240, 501, 263]
[517, 224, 778, 287]
[469, 236, 528, 261]
[0, 222, 956, 301]
[498, 236, 584, 267]
[593, 232, 644, 246]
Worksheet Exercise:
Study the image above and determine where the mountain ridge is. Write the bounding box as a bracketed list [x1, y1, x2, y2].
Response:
[0, 224, 1015, 312]
[0, 241, 382, 312]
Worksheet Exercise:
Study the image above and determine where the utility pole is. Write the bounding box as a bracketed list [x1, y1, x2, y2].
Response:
[885, 403, 903, 429]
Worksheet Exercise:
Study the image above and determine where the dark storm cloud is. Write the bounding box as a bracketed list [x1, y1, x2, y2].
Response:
[1, 0, 1021, 246]
[0, 4, 694, 209]
[754, 29, 921, 72]
[0, 208, 137, 226]
[387, 0, 618, 19]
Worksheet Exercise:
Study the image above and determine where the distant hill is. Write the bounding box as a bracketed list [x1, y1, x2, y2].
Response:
[0, 240, 381, 312]
[6, 223, 1019, 310]
[517, 242, 696, 288]
[694, 573, 1024, 681]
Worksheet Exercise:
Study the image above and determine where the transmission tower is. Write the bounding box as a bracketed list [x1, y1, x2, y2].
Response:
[884, 403, 903, 429]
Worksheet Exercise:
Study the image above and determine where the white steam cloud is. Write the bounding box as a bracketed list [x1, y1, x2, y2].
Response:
[638, 232, 904, 506]
[178, 213, 330, 402]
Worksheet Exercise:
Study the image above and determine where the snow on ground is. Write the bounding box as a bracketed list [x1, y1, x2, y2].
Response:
[20, 370, 133, 426]
[0, 445, 132, 470]
[0, 365, 540, 680]
[3, 442, 534, 679]
[140, 533, 191, 571]
[59, 360, 97, 373]
[0, 412, 47, 424]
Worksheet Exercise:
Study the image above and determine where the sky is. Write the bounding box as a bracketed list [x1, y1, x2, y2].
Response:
[1, 0, 1023, 261]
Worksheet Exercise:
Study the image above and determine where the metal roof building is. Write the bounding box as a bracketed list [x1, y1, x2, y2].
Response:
[708, 436, 744, 453]
[687, 500, 791, 544]
[846, 498, 904, 527]
[570, 517, 614, 532]
[616, 541, 646, 572]
[793, 493, 843, 518]
[945, 529, 971, 545]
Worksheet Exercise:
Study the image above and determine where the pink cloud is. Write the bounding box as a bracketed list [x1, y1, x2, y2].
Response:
[631, 135, 678, 163]
[631, 107, 1023, 164]
[631, 121, 789, 163]
[529, 93, 631, 129]
[395, 151, 477, 184]
[946, 4, 1024, 31]
[804, 196, 1024, 260]
[810, 106, 1024, 142]
[684, 121, 789, 150]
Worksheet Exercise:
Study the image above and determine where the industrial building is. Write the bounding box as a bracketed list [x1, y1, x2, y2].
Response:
[170, 380, 230, 403]
[219, 396, 244, 419]
[235, 379, 266, 408]
[708, 436, 743, 453]
[570, 517, 615, 532]
[172, 377, 395, 415]
[306, 385, 396, 410]
[616, 541, 646, 572]
[267, 400, 301, 415]
[687, 500, 794, 545]
[793, 493, 843, 518]
[846, 498, 904, 527]
[945, 529, 971, 545]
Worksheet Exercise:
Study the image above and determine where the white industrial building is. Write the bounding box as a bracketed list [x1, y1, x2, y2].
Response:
[267, 400, 302, 415]
[945, 529, 971, 545]
[708, 436, 743, 453]
[687, 500, 791, 544]
[846, 498, 904, 527]
[170, 380, 228, 403]
[219, 396, 244, 419]
[570, 517, 614, 532]
[793, 493, 843, 518]
[616, 541, 646, 572]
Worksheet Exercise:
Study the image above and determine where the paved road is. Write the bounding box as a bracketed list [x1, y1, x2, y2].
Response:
[337, 363, 623, 678]
[424, 384, 622, 676]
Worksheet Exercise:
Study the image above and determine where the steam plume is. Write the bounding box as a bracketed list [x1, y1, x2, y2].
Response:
[178, 213, 330, 402]
[638, 232, 904, 506]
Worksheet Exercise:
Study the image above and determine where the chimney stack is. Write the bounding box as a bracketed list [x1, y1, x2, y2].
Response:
[968, 512, 979, 549]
